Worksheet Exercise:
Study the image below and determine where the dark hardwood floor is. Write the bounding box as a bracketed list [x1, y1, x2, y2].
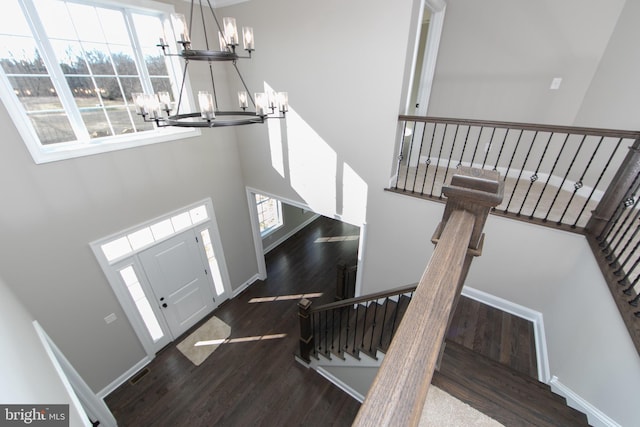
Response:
[105, 215, 549, 426]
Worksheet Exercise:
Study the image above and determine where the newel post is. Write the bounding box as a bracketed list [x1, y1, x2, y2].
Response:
[435, 167, 504, 367]
[298, 298, 313, 363]
[587, 138, 640, 238]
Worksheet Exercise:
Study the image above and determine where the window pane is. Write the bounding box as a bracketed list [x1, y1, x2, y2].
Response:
[120, 77, 143, 103]
[151, 78, 172, 96]
[98, 8, 130, 46]
[28, 112, 75, 145]
[52, 40, 89, 74]
[66, 3, 105, 43]
[132, 14, 164, 48]
[8, 76, 62, 110]
[0, 2, 33, 37]
[67, 76, 100, 107]
[106, 107, 136, 135]
[95, 77, 124, 103]
[144, 49, 168, 76]
[111, 47, 138, 76]
[102, 236, 132, 261]
[84, 44, 115, 75]
[150, 219, 174, 240]
[128, 227, 154, 250]
[34, 0, 76, 40]
[171, 212, 191, 232]
[81, 108, 112, 138]
[0, 37, 48, 74]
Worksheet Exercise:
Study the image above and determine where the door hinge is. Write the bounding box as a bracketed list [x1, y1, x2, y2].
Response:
[195, 236, 199, 243]
[204, 268, 208, 275]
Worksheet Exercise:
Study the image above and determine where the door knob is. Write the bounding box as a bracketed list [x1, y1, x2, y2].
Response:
[162, 303, 168, 308]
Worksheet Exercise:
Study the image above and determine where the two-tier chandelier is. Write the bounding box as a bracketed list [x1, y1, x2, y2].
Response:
[132, 0, 287, 128]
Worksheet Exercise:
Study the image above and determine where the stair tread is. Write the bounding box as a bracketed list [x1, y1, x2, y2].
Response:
[435, 341, 590, 426]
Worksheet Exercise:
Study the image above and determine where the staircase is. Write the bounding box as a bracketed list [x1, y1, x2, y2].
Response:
[298, 289, 590, 426]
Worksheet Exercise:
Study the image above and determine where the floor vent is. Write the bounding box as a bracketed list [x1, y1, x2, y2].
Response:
[129, 367, 150, 385]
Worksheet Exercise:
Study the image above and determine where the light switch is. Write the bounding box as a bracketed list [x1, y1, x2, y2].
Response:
[550, 77, 562, 90]
[104, 313, 117, 324]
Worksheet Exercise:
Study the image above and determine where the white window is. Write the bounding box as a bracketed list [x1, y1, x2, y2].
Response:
[0, 0, 197, 164]
[255, 194, 283, 237]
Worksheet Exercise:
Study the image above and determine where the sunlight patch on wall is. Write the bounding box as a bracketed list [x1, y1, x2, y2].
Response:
[342, 162, 368, 225]
[266, 83, 285, 178]
[286, 108, 337, 215]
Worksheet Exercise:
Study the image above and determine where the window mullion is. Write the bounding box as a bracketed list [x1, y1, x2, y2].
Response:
[123, 9, 154, 95]
[18, 0, 91, 142]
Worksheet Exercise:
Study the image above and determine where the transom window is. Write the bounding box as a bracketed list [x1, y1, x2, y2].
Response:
[0, 0, 197, 164]
[255, 194, 283, 237]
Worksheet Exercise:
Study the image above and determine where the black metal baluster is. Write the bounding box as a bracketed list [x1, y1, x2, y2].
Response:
[604, 193, 640, 256]
[394, 120, 409, 190]
[558, 136, 605, 225]
[402, 120, 417, 191]
[572, 138, 625, 228]
[324, 311, 329, 356]
[533, 133, 570, 221]
[606, 204, 640, 261]
[344, 305, 351, 351]
[430, 123, 449, 198]
[380, 297, 390, 349]
[352, 305, 359, 354]
[622, 273, 640, 293]
[543, 134, 587, 222]
[440, 124, 460, 197]
[492, 128, 511, 172]
[330, 309, 335, 352]
[369, 301, 379, 353]
[311, 312, 317, 357]
[597, 170, 640, 245]
[458, 125, 472, 168]
[518, 132, 553, 217]
[470, 126, 484, 167]
[360, 302, 368, 350]
[419, 122, 439, 196]
[501, 130, 525, 212]
[411, 123, 429, 193]
[506, 131, 538, 214]
[482, 127, 497, 169]
[614, 236, 640, 276]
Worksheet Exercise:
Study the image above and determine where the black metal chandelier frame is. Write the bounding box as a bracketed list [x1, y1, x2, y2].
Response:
[133, 0, 287, 128]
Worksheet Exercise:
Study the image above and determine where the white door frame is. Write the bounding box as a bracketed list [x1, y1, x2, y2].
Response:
[245, 187, 367, 298]
[414, 0, 447, 116]
[90, 198, 233, 359]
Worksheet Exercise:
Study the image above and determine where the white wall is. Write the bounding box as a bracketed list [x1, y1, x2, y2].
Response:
[427, 0, 626, 125]
[574, 0, 640, 130]
[0, 275, 87, 426]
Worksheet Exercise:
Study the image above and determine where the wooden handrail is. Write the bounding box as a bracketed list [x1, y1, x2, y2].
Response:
[399, 115, 640, 139]
[352, 209, 475, 426]
[311, 284, 418, 314]
[354, 167, 504, 426]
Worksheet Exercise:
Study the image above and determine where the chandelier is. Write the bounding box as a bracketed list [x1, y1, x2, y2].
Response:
[132, 0, 287, 128]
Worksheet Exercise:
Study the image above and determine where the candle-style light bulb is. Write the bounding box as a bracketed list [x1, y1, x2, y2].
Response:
[131, 92, 145, 115]
[157, 91, 171, 111]
[223, 17, 238, 46]
[254, 92, 267, 116]
[277, 92, 289, 113]
[198, 91, 215, 120]
[238, 91, 249, 109]
[242, 27, 254, 51]
[218, 31, 228, 52]
[171, 13, 190, 45]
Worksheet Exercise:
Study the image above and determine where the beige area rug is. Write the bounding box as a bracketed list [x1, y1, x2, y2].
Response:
[419, 386, 504, 427]
[176, 316, 231, 366]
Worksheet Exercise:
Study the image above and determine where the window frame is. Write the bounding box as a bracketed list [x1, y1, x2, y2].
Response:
[255, 194, 284, 237]
[0, 0, 199, 164]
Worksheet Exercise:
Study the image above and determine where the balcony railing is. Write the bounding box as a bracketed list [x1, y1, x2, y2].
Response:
[390, 116, 640, 230]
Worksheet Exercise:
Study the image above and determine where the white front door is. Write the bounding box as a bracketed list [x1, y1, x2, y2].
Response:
[139, 229, 216, 339]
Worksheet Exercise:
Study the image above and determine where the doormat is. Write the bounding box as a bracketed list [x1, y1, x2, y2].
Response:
[176, 316, 231, 366]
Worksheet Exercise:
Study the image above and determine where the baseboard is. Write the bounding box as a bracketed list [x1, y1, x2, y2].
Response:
[232, 274, 261, 298]
[549, 376, 621, 427]
[97, 356, 152, 399]
[461, 286, 551, 383]
[263, 214, 320, 254]
[315, 366, 366, 403]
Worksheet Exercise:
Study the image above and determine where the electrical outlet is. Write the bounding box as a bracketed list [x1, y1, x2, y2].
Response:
[104, 313, 117, 324]
[550, 77, 562, 90]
